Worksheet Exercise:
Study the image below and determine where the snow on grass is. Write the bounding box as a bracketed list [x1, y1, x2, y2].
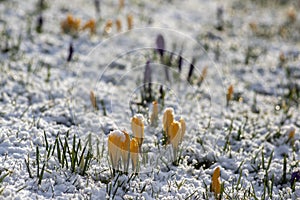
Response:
[0, 0, 300, 199]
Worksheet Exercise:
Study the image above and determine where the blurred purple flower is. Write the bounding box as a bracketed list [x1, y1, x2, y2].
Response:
[178, 53, 183, 73]
[67, 42, 74, 62]
[144, 60, 151, 85]
[156, 34, 165, 58]
[290, 170, 300, 185]
[187, 57, 196, 83]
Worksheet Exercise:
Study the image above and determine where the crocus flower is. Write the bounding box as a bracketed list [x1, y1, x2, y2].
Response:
[187, 57, 196, 83]
[290, 170, 300, 185]
[108, 130, 125, 170]
[116, 19, 122, 32]
[227, 85, 234, 104]
[163, 108, 174, 137]
[168, 121, 182, 161]
[168, 121, 181, 150]
[82, 19, 96, 34]
[127, 14, 133, 30]
[131, 114, 144, 148]
[156, 34, 165, 58]
[104, 19, 113, 34]
[90, 90, 98, 110]
[61, 14, 81, 35]
[211, 167, 221, 195]
[120, 130, 130, 172]
[179, 117, 186, 143]
[119, 0, 124, 10]
[288, 127, 295, 140]
[150, 101, 159, 126]
[130, 138, 139, 171]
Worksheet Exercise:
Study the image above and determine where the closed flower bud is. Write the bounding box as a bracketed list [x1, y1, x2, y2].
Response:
[127, 14, 133, 30]
[120, 130, 130, 172]
[82, 19, 96, 34]
[179, 117, 186, 143]
[211, 167, 221, 195]
[116, 19, 122, 32]
[108, 130, 125, 170]
[163, 108, 174, 136]
[130, 138, 139, 171]
[104, 19, 113, 34]
[150, 101, 159, 126]
[168, 121, 181, 150]
[226, 84, 234, 106]
[288, 127, 295, 140]
[61, 14, 81, 35]
[131, 114, 144, 148]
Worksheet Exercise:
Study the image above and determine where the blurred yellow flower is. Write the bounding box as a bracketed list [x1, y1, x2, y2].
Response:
[288, 127, 295, 140]
[127, 14, 133, 30]
[82, 19, 96, 34]
[104, 19, 113, 34]
[90, 90, 98, 110]
[61, 14, 81, 35]
[226, 84, 234, 105]
[119, 0, 124, 10]
[163, 108, 174, 137]
[116, 19, 122, 32]
[150, 101, 159, 126]
[131, 114, 144, 148]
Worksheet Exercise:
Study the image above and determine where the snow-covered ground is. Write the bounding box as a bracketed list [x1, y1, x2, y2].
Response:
[0, 0, 300, 199]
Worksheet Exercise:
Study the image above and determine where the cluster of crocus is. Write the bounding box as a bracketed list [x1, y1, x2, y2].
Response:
[163, 108, 186, 161]
[107, 115, 144, 174]
[61, 14, 96, 36]
[103, 14, 133, 35]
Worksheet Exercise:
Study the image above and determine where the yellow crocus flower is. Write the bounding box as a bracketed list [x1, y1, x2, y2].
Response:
[130, 138, 139, 172]
[108, 130, 124, 170]
[120, 130, 130, 172]
[211, 167, 221, 195]
[82, 19, 96, 34]
[131, 114, 144, 148]
[163, 108, 174, 139]
[179, 117, 186, 143]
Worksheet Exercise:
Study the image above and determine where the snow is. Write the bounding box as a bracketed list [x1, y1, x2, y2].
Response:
[0, 0, 300, 199]
[109, 129, 126, 142]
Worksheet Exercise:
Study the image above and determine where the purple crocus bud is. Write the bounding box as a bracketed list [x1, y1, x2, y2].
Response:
[187, 57, 196, 83]
[144, 60, 152, 85]
[178, 51, 183, 73]
[156, 34, 165, 58]
[290, 170, 300, 185]
[94, 0, 100, 14]
[67, 42, 74, 62]
[36, 14, 43, 33]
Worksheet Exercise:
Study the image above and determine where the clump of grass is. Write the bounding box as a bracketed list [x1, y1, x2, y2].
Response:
[54, 133, 93, 175]
[0, 169, 11, 195]
[25, 131, 93, 185]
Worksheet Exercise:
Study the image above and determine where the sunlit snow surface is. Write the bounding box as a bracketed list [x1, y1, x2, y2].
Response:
[0, 0, 300, 199]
